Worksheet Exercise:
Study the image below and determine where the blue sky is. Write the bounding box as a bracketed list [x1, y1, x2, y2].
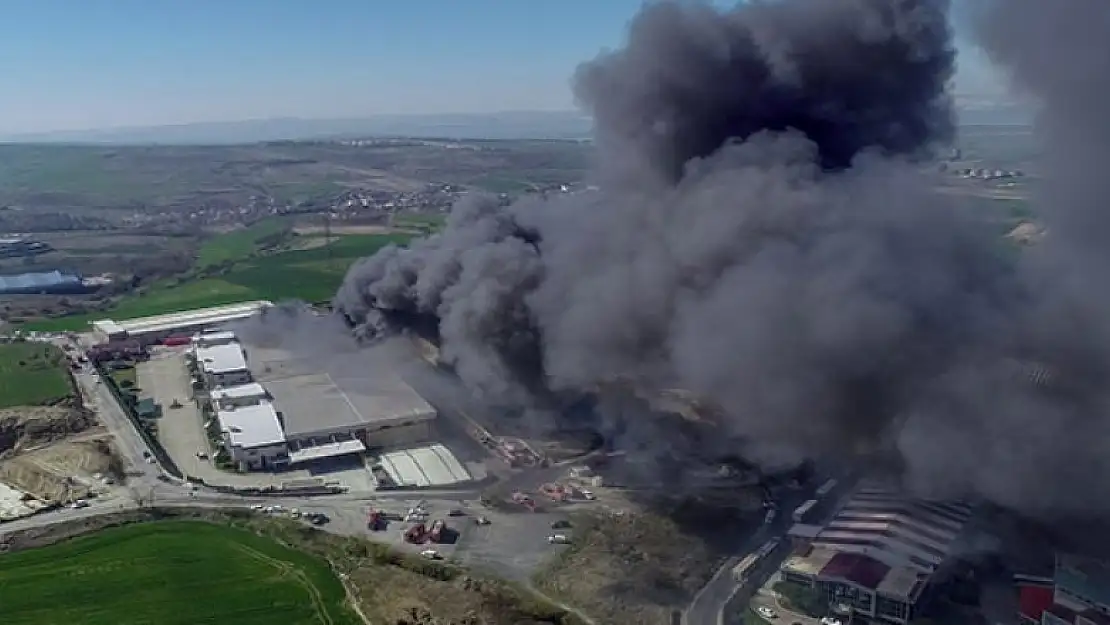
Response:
[0, 0, 1005, 134]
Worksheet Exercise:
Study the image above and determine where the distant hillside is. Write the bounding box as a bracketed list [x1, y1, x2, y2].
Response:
[0, 111, 594, 146]
[1, 103, 1032, 146]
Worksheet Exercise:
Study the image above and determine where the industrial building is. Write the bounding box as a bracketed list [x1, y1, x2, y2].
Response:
[191, 330, 239, 349]
[195, 342, 252, 387]
[264, 367, 436, 464]
[215, 401, 288, 471]
[92, 300, 273, 345]
[209, 382, 269, 409]
[1018, 554, 1110, 625]
[0, 270, 88, 295]
[377, 444, 471, 488]
[0, 236, 51, 259]
[780, 482, 973, 624]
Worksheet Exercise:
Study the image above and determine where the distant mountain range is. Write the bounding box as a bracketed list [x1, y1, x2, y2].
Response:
[0, 111, 595, 145]
[0, 104, 1032, 146]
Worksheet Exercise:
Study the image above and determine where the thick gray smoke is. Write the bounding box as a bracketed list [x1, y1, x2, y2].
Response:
[336, 0, 1110, 521]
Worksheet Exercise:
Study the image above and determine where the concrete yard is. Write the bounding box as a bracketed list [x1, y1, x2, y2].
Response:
[305, 455, 377, 492]
[452, 506, 572, 583]
[137, 352, 209, 476]
[136, 351, 302, 488]
[377, 444, 472, 488]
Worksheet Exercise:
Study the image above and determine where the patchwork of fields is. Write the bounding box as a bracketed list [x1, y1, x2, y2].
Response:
[0, 521, 361, 625]
[0, 342, 72, 408]
[23, 220, 415, 331]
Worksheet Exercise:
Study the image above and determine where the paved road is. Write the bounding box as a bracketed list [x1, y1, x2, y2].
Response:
[685, 477, 856, 625]
[686, 524, 777, 625]
[75, 370, 159, 482]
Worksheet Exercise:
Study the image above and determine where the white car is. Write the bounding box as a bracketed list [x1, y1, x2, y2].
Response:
[757, 606, 777, 619]
[820, 618, 841, 625]
[420, 549, 441, 560]
[250, 504, 264, 511]
[579, 489, 596, 500]
[69, 499, 89, 509]
[548, 534, 570, 544]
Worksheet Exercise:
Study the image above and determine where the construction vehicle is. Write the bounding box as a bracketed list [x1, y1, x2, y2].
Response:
[428, 519, 446, 543]
[405, 522, 427, 544]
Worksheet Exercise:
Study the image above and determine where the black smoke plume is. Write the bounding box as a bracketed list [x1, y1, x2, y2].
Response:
[336, 0, 1110, 523]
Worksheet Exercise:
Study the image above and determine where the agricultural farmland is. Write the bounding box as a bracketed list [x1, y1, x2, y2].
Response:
[0, 342, 72, 408]
[0, 521, 361, 625]
[22, 229, 412, 332]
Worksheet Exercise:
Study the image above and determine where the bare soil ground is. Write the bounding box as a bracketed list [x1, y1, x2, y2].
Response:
[0, 406, 94, 458]
[0, 438, 120, 502]
[0, 405, 119, 504]
[534, 510, 720, 625]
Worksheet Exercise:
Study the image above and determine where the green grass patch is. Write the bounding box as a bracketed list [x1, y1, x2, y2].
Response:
[195, 218, 291, 269]
[773, 581, 826, 618]
[0, 520, 361, 625]
[21, 233, 412, 332]
[0, 342, 71, 408]
[108, 365, 137, 389]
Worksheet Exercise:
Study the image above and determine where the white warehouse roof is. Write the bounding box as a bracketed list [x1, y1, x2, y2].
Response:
[196, 342, 249, 374]
[192, 330, 238, 347]
[94, 300, 272, 337]
[217, 401, 285, 449]
[210, 382, 267, 402]
[92, 319, 126, 336]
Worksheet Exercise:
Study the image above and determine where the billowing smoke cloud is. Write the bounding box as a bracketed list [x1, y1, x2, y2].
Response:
[336, 0, 1110, 521]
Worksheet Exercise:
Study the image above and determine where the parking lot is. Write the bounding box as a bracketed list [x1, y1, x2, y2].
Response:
[452, 505, 574, 582]
[136, 352, 212, 478]
[135, 351, 297, 488]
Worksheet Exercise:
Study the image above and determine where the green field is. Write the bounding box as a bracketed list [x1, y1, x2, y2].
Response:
[195, 219, 291, 268]
[23, 231, 412, 332]
[0, 521, 361, 625]
[0, 342, 72, 408]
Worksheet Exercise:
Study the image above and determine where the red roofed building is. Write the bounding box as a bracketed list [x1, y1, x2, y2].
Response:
[1016, 554, 1110, 625]
[822, 552, 892, 590]
[778, 481, 970, 624]
[781, 546, 928, 624]
[1018, 581, 1055, 624]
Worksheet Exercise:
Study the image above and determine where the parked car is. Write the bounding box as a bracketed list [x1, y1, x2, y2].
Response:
[756, 606, 777, 619]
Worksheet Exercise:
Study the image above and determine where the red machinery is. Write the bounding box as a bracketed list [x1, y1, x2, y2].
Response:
[511, 491, 537, 512]
[367, 509, 384, 531]
[428, 520, 446, 543]
[541, 483, 568, 502]
[405, 522, 427, 543]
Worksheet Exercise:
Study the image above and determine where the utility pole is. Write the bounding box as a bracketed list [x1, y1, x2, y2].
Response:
[324, 211, 336, 273]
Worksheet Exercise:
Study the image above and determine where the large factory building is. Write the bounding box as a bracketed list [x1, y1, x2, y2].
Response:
[250, 347, 436, 465]
[92, 300, 273, 345]
[780, 481, 973, 625]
